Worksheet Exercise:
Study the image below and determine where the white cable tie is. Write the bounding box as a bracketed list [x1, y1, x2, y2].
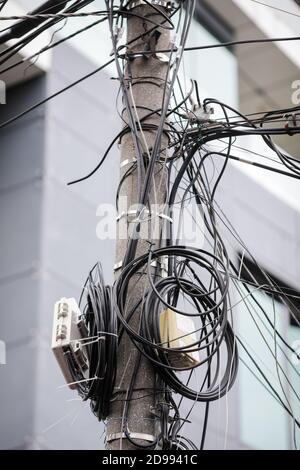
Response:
[98, 331, 118, 338]
[58, 376, 99, 389]
[157, 212, 173, 223]
[176, 45, 183, 59]
[76, 333, 117, 347]
[155, 52, 169, 63]
[116, 211, 126, 222]
[116, 209, 145, 222]
[120, 157, 137, 168]
[70, 336, 98, 343]
[114, 261, 123, 271]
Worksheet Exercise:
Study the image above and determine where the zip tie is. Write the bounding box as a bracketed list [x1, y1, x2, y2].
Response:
[116, 211, 126, 222]
[116, 209, 150, 222]
[74, 332, 118, 347]
[157, 213, 173, 223]
[155, 53, 169, 63]
[58, 376, 101, 389]
[176, 45, 182, 59]
[97, 331, 118, 338]
[116, 209, 139, 222]
[114, 261, 123, 271]
[120, 157, 137, 168]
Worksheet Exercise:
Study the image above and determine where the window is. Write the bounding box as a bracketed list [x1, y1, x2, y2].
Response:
[237, 257, 300, 449]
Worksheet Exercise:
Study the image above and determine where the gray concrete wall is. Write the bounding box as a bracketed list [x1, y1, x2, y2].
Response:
[0, 76, 46, 449]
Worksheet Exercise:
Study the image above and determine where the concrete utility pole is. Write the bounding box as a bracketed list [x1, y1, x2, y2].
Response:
[106, 1, 171, 450]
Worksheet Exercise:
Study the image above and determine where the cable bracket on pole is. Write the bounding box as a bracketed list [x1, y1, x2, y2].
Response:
[107, 431, 156, 443]
[127, 0, 171, 11]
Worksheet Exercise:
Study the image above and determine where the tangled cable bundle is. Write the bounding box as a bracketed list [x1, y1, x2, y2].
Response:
[68, 1, 299, 448]
[69, 263, 118, 421]
[2, 0, 300, 451]
[114, 246, 238, 402]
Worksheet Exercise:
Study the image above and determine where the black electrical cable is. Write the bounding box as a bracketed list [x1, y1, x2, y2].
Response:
[38, 0, 300, 449]
[71, 263, 119, 421]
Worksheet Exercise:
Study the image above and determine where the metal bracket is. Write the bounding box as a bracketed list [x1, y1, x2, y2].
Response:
[189, 104, 215, 124]
[127, 0, 171, 10]
[107, 431, 156, 443]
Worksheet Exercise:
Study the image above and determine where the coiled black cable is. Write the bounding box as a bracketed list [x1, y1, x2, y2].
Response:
[72, 263, 118, 421]
[113, 246, 238, 403]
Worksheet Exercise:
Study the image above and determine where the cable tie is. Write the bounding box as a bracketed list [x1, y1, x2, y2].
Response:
[120, 157, 137, 168]
[97, 331, 118, 338]
[155, 52, 169, 63]
[114, 261, 123, 271]
[176, 45, 182, 59]
[116, 209, 150, 222]
[116, 211, 126, 222]
[157, 212, 173, 223]
[58, 376, 100, 389]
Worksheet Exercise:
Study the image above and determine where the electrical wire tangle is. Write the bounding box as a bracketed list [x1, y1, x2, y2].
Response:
[68, 0, 300, 450]
[2, 0, 300, 451]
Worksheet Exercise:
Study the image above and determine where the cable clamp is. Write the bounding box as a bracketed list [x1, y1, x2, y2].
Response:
[106, 431, 156, 443]
[127, 0, 171, 11]
[120, 157, 137, 168]
[186, 104, 215, 125]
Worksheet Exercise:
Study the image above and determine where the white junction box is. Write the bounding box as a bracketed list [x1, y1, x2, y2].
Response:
[160, 308, 200, 369]
[51, 298, 89, 390]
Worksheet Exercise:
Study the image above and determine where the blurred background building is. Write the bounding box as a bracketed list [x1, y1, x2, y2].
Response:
[0, 0, 299, 450]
